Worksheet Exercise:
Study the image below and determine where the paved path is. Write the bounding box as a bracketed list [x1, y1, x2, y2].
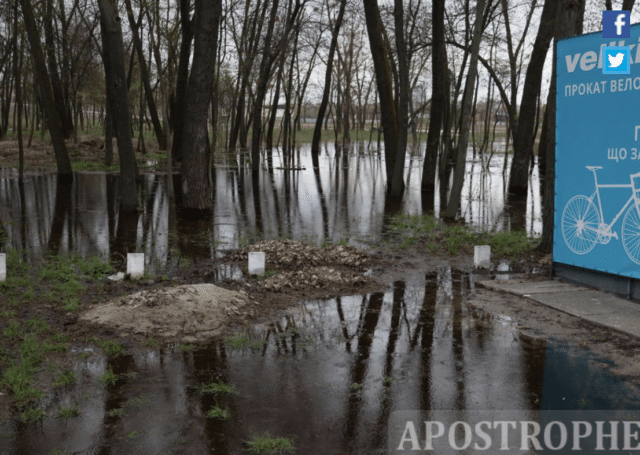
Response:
[477, 279, 640, 339]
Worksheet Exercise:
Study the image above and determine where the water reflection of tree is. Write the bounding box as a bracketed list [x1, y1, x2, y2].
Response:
[342, 291, 384, 447]
[47, 177, 73, 254]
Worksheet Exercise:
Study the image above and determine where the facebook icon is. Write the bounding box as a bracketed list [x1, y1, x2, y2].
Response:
[603, 10, 631, 38]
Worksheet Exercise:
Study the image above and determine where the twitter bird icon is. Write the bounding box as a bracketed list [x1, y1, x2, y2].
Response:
[608, 52, 625, 68]
[603, 46, 631, 74]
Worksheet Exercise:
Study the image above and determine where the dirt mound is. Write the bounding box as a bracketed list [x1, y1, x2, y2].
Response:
[79, 284, 258, 341]
[227, 240, 371, 268]
[261, 266, 375, 292]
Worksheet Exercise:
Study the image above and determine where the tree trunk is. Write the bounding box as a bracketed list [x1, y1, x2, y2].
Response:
[363, 0, 398, 186]
[508, 0, 559, 196]
[13, 3, 24, 181]
[312, 0, 347, 158]
[180, 0, 221, 214]
[171, 0, 193, 161]
[267, 52, 285, 149]
[390, 0, 409, 196]
[19, 0, 73, 180]
[537, 0, 585, 253]
[251, 0, 280, 173]
[98, 0, 138, 212]
[422, 0, 446, 194]
[43, 0, 72, 139]
[124, 0, 166, 151]
[442, 0, 486, 220]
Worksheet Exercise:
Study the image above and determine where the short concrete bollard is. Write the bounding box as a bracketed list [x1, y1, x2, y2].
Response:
[496, 259, 510, 281]
[474, 245, 491, 269]
[248, 252, 265, 276]
[127, 253, 145, 278]
[0, 253, 5, 282]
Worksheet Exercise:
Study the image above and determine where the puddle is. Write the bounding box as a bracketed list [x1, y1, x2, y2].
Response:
[2, 268, 639, 453]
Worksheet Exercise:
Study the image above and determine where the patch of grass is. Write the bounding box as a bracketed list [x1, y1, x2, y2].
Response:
[383, 375, 394, 386]
[127, 430, 138, 439]
[223, 333, 265, 350]
[43, 339, 69, 353]
[127, 394, 150, 407]
[98, 366, 118, 387]
[3, 362, 43, 403]
[349, 382, 364, 392]
[489, 229, 536, 257]
[3, 320, 21, 340]
[54, 280, 85, 295]
[206, 403, 230, 420]
[198, 377, 239, 396]
[2, 275, 32, 289]
[143, 337, 159, 348]
[0, 310, 17, 319]
[98, 340, 125, 357]
[0, 346, 12, 362]
[20, 406, 45, 422]
[53, 370, 76, 387]
[107, 407, 123, 417]
[71, 161, 120, 172]
[77, 255, 115, 279]
[173, 437, 188, 445]
[21, 288, 36, 302]
[261, 268, 280, 279]
[245, 432, 295, 454]
[24, 316, 49, 333]
[57, 405, 81, 418]
[20, 333, 44, 365]
[63, 298, 81, 311]
[50, 331, 69, 343]
[177, 343, 194, 351]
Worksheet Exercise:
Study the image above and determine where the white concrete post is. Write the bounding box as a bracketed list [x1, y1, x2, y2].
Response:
[0, 253, 5, 282]
[248, 252, 265, 276]
[127, 253, 145, 278]
[474, 245, 491, 269]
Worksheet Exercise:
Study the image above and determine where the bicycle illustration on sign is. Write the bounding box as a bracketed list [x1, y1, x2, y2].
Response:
[562, 166, 640, 264]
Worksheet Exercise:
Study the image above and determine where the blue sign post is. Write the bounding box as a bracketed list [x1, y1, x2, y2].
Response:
[555, 24, 640, 282]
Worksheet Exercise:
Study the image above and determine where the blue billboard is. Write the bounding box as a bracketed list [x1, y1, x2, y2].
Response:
[555, 24, 640, 279]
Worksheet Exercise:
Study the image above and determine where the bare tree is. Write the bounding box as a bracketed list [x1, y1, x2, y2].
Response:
[180, 0, 222, 213]
[508, 0, 559, 196]
[442, 0, 488, 220]
[98, 0, 138, 211]
[19, 0, 73, 180]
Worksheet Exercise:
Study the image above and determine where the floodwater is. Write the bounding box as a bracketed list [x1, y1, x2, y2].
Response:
[0, 142, 541, 270]
[2, 270, 640, 453]
[2, 143, 636, 453]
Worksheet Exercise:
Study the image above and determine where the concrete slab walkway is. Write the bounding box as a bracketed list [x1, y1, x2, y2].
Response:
[477, 278, 640, 339]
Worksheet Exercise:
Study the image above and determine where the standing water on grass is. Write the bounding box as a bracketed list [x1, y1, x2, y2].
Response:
[0, 143, 541, 268]
[1, 268, 639, 453]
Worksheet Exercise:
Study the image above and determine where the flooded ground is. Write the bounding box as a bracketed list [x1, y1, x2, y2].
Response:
[0, 142, 540, 271]
[3, 265, 640, 454]
[1, 142, 639, 453]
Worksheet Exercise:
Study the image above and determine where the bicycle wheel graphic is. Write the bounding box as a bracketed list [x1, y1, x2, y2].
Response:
[562, 195, 600, 254]
[622, 204, 640, 265]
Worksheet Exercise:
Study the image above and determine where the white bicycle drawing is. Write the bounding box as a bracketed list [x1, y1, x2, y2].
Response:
[562, 166, 640, 264]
